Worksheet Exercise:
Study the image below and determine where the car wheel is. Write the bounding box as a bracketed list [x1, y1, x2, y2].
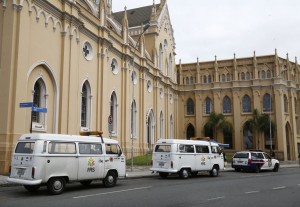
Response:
[179, 169, 189, 179]
[273, 163, 279, 172]
[103, 171, 117, 187]
[210, 166, 219, 177]
[80, 180, 92, 186]
[47, 177, 66, 195]
[24, 185, 40, 192]
[159, 172, 169, 178]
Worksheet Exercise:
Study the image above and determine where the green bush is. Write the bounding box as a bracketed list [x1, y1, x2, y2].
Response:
[126, 154, 152, 166]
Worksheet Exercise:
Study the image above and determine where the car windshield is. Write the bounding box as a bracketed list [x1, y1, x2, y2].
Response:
[233, 152, 248, 158]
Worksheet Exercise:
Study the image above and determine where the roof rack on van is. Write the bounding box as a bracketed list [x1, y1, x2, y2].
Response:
[80, 131, 104, 143]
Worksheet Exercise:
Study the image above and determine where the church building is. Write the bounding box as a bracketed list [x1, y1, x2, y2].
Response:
[0, 0, 299, 174]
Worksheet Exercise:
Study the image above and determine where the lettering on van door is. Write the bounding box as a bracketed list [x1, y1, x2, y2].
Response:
[87, 157, 95, 172]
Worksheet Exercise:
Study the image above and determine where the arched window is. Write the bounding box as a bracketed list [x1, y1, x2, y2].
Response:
[203, 76, 207, 83]
[81, 81, 91, 129]
[204, 97, 212, 114]
[246, 72, 250, 80]
[131, 100, 137, 137]
[168, 54, 172, 78]
[242, 95, 251, 113]
[263, 93, 272, 112]
[222, 74, 226, 82]
[110, 92, 118, 134]
[159, 44, 163, 71]
[32, 79, 46, 125]
[160, 111, 164, 139]
[190, 77, 194, 84]
[223, 96, 231, 114]
[187, 98, 194, 115]
[208, 75, 212, 83]
[241, 72, 245, 80]
[261, 70, 266, 79]
[243, 124, 253, 149]
[170, 115, 174, 138]
[186, 77, 189, 85]
[226, 73, 231, 81]
[284, 95, 288, 113]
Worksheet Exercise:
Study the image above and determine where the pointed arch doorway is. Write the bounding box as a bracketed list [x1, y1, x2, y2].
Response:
[186, 124, 195, 140]
[146, 110, 155, 150]
[285, 123, 292, 160]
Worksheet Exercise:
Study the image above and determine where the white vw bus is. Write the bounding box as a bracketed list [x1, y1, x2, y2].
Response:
[150, 139, 224, 179]
[8, 132, 126, 194]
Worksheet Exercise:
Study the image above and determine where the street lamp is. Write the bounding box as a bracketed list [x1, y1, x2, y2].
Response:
[130, 22, 150, 171]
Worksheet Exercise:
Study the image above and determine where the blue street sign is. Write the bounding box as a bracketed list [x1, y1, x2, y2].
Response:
[19, 102, 33, 108]
[32, 107, 47, 113]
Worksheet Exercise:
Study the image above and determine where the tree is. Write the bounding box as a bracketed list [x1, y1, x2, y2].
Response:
[244, 109, 274, 149]
[204, 112, 232, 141]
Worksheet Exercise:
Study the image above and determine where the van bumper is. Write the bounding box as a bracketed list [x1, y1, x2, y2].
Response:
[7, 177, 42, 185]
[150, 168, 177, 173]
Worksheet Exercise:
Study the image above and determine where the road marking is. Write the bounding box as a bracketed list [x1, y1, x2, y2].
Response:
[73, 186, 152, 199]
[272, 186, 286, 190]
[245, 191, 259, 194]
[207, 196, 225, 201]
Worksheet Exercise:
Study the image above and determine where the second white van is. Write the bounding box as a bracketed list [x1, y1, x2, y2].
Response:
[150, 139, 224, 179]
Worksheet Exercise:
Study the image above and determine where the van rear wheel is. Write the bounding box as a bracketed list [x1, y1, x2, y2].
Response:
[179, 169, 189, 179]
[47, 177, 66, 195]
[24, 185, 40, 192]
[103, 171, 117, 188]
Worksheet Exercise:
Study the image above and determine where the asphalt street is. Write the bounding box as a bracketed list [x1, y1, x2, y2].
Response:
[0, 168, 299, 207]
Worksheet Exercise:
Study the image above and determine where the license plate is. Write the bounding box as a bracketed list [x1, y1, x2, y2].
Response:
[158, 162, 164, 167]
[17, 168, 25, 176]
[237, 161, 243, 163]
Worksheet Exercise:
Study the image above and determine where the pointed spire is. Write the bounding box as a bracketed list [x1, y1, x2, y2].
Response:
[275, 48, 278, 57]
[122, 6, 129, 44]
[99, 0, 107, 27]
[286, 53, 289, 61]
[151, 0, 157, 20]
[296, 56, 298, 64]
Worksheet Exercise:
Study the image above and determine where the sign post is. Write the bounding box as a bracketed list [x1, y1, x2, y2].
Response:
[19, 102, 47, 133]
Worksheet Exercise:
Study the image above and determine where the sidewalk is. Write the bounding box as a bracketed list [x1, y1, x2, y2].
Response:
[1, 162, 299, 187]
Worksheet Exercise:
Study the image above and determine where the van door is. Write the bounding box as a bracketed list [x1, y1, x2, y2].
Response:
[46, 142, 78, 181]
[77, 143, 105, 180]
[105, 144, 126, 177]
[178, 144, 196, 171]
[195, 145, 211, 171]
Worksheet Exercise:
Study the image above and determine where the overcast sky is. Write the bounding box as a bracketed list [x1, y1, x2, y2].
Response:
[112, 0, 300, 64]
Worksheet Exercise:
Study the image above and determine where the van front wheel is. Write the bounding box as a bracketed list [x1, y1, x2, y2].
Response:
[103, 171, 117, 188]
[210, 166, 219, 177]
[47, 177, 66, 195]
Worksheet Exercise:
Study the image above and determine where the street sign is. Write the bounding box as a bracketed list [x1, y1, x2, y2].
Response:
[32, 107, 47, 113]
[19, 102, 33, 108]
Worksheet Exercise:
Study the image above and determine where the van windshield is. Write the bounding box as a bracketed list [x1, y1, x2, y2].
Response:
[15, 142, 35, 154]
[155, 145, 171, 152]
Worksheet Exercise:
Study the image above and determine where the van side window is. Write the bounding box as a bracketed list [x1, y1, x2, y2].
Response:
[155, 145, 171, 152]
[179, 145, 194, 153]
[15, 142, 35, 154]
[79, 143, 102, 154]
[195, 145, 209, 153]
[106, 144, 121, 155]
[48, 142, 76, 154]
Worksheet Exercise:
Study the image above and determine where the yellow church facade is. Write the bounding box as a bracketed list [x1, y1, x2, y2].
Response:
[0, 0, 299, 174]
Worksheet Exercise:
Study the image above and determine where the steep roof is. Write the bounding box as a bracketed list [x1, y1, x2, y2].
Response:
[112, 4, 160, 28]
